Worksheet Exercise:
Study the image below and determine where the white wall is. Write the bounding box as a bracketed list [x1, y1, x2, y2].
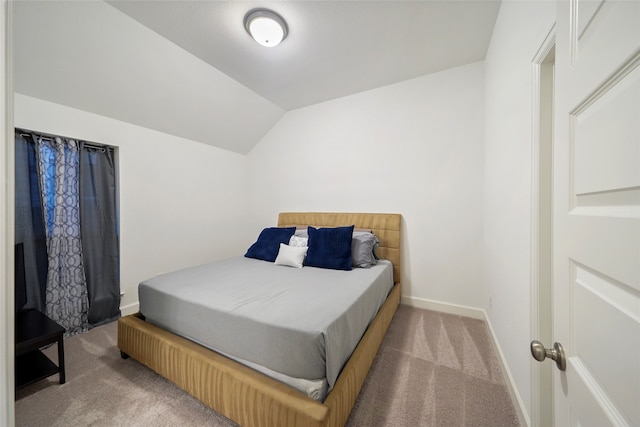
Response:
[483, 1, 556, 422]
[14, 94, 253, 314]
[247, 62, 485, 310]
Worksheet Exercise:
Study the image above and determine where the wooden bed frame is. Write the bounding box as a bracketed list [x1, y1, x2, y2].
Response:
[118, 212, 402, 427]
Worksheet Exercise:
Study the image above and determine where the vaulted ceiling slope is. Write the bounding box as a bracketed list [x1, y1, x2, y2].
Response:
[13, 1, 500, 154]
[13, 0, 284, 154]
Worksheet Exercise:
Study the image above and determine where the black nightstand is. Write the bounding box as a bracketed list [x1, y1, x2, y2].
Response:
[15, 309, 66, 389]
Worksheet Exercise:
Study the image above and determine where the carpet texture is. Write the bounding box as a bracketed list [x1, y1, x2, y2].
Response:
[16, 305, 519, 426]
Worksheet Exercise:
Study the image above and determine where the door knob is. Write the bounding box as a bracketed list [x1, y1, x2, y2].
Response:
[531, 340, 566, 371]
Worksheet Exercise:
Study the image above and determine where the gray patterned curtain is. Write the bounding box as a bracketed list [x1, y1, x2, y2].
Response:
[36, 136, 89, 337]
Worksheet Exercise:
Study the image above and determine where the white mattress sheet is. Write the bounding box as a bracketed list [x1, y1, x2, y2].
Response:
[138, 257, 394, 399]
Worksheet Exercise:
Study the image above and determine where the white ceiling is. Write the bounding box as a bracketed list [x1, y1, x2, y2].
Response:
[13, 1, 500, 153]
[107, 0, 501, 111]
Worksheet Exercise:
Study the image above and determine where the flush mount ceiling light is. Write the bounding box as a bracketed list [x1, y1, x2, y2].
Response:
[244, 9, 288, 47]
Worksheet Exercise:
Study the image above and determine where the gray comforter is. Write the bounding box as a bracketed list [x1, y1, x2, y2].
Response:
[138, 256, 393, 391]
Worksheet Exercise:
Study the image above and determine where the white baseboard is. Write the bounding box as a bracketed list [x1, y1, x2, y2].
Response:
[120, 302, 139, 316]
[401, 295, 485, 319]
[400, 296, 529, 426]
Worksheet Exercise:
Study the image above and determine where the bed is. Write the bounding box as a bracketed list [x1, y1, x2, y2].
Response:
[118, 212, 402, 427]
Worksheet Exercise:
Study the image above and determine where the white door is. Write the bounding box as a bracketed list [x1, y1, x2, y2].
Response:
[552, 0, 640, 426]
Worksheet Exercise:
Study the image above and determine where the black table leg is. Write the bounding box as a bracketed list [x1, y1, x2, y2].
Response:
[57, 335, 65, 384]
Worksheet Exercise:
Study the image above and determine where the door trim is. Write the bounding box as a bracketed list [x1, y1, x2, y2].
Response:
[530, 23, 556, 427]
[1, 0, 15, 425]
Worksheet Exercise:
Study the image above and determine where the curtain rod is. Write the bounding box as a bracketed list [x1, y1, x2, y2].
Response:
[17, 128, 115, 152]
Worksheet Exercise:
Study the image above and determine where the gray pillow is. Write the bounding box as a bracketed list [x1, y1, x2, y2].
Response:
[351, 232, 379, 268]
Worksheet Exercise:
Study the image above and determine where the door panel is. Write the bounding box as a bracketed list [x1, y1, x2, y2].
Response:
[555, 1, 640, 426]
[576, 0, 604, 40]
[574, 264, 639, 422]
[568, 215, 639, 288]
[573, 67, 639, 194]
[571, 0, 640, 95]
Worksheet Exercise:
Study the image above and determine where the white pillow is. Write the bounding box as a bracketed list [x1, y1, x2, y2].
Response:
[274, 243, 308, 268]
[289, 235, 308, 247]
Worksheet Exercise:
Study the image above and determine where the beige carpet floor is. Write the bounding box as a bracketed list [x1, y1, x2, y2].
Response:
[16, 305, 519, 426]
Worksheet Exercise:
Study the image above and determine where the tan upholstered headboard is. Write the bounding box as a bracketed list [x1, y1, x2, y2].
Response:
[278, 212, 402, 284]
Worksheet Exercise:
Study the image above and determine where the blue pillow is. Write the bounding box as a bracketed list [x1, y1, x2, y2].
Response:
[245, 227, 296, 262]
[304, 225, 354, 271]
